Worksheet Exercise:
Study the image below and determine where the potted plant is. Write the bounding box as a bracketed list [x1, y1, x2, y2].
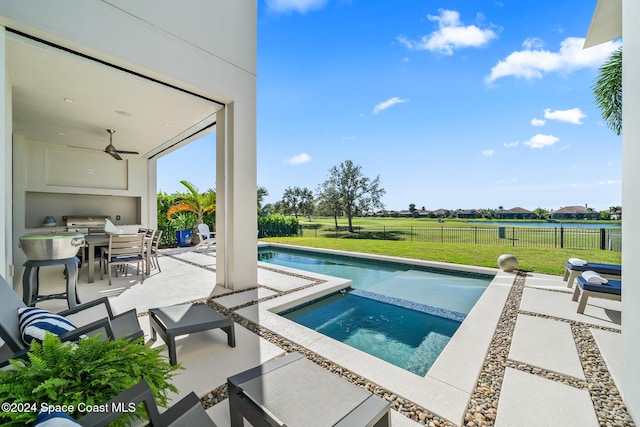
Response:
[167, 180, 216, 246]
[170, 212, 197, 247]
[0, 334, 180, 426]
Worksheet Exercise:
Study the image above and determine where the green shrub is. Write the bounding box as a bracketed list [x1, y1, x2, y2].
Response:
[258, 214, 299, 237]
[0, 334, 180, 426]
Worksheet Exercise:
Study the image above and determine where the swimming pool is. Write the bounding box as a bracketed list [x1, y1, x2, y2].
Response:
[258, 247, 493, 375]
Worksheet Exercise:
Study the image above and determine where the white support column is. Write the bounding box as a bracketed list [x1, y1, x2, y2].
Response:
[215, 101, 257, 292]
[622, 0, 640, 421]
[147, 158, 158, 229]
[0, 26, 11, 279]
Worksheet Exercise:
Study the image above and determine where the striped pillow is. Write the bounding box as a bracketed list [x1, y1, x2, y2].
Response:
[17, 307, 78, 345]
[33, 410, 80, 426]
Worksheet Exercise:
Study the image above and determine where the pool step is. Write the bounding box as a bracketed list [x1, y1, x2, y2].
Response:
[349, 289, 466, 322]
[405, 332, 451, 376]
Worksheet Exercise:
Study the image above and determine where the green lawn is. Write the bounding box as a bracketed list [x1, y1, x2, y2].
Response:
[261, 237, 621, 276]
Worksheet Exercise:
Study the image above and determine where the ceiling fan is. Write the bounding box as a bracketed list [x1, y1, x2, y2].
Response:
[103, 129, 139, 160]
[68, 129, 139, 160]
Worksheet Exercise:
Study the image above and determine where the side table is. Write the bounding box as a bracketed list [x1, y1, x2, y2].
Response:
[149, 303, 236, 366]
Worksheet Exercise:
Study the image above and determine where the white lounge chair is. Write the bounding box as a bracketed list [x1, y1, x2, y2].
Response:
[196, 223, 216, 249]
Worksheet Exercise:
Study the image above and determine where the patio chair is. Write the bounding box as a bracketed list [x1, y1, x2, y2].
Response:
[563, 259, 621, 288]
[196, 223, 216, 249]
[0, 274, 143, 367]
[572, 274, 621, 314]
[77, 379, 217, 426]
[100, 233, 146, 285]
[147, 230, 163, 272]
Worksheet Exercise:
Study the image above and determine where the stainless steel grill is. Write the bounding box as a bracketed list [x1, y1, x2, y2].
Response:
[65, 216, 111, 235]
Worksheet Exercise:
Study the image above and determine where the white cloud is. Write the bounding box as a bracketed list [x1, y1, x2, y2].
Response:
[266, 0, 328, 14]
[598, 180, 621, 185]
[482, 149, 494, 157]
[531, 118, 546, 127]
[504, 141, 519, 148]
[284, 153, 312, 164]
[486, 37, 621, 83]
[522, 37, 544, 50]
[397, 9, 496, 55]
[543, 108, 586, 124]
[523, 134, 559, 148]
[373, 97, 407, 114]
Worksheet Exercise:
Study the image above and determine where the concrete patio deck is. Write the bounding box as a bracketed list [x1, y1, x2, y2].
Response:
[25, 244, 631, 426]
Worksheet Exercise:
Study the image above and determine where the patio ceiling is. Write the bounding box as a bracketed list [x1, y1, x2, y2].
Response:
[7, 31, 223, 160]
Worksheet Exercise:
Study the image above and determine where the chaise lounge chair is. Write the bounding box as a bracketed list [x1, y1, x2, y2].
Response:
[0, 274, 143, 367]
[572, 275, 621, 314]
[77, 379, 217, 426]
[563, 259, 621, 288]
[227, 352, 390, 427]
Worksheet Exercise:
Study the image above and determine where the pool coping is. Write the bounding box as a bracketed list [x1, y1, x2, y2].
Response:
[247, 243, 509, 425]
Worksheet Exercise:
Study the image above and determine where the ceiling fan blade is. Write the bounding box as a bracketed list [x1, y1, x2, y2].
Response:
[115, 150, 139, 155]
[68, 145, 102, 152]
[108, 151, 123, 160]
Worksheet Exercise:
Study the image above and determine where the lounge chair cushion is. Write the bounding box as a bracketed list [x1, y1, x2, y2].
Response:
[568, 257, 587, 266]
[18, 307, 78, 345]
[577, 276, 621, 295]
[33, 410, 80, 426]
[565, 261, 621, 275]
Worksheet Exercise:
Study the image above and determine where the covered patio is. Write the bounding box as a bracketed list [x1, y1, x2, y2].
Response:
[0, 1, 258, 295]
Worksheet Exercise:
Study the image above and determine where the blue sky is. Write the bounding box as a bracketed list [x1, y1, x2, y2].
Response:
[158, 0, 622, 212]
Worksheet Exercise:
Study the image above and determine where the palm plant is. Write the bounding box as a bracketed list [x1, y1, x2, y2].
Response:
[167, 180, 216, 225]
[593, 46, 622, 135]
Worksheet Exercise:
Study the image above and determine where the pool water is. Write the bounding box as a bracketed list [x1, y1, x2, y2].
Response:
[259, 247, 493, 375]
[282, 292, 461, 376]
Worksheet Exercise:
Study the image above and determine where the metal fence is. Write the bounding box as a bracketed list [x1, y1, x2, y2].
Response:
[295, 225, 622, 251]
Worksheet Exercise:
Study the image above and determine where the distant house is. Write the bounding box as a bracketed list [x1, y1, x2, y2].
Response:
[496, 207, 537, 220]
[455, 209, 480, 219]
[550, 206, 600, 220]
[430, 209, 450, 218]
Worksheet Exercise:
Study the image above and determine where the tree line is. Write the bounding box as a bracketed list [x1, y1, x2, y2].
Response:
[260, 160, 384, 233]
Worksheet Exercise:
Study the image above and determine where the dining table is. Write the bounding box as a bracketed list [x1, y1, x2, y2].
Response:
[84, 234, 109, 283]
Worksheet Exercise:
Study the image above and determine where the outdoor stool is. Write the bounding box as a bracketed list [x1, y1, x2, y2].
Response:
[149, 303, 236, 366]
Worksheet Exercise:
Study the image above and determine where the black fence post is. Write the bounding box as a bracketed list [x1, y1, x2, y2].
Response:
[600, 228, 606, 250]
[560, 227, 564, 248]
